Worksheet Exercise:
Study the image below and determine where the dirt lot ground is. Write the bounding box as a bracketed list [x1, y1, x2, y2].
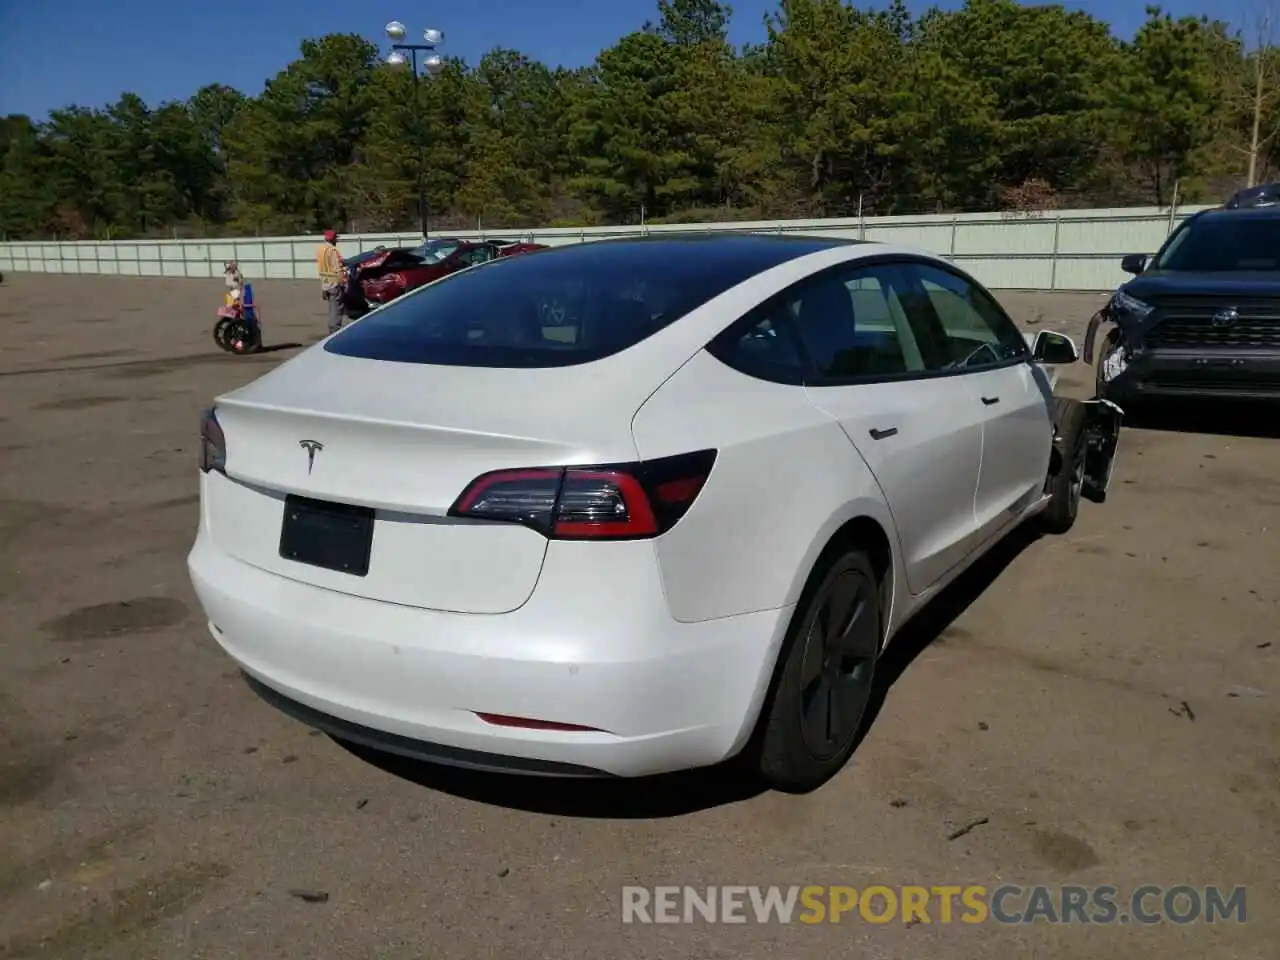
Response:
[0, 274, 1278, 959]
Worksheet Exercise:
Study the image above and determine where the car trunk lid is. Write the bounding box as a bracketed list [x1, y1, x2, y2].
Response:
[206, 347, 653, 613]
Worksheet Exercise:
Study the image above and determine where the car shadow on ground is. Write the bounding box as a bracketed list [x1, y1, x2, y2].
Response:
[343, 525, 1043, 818]
[1122, 398, 1280, 439]
[853, 523, 1042, 741]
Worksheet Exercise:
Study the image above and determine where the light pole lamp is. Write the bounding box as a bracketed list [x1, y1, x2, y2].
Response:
[384, 21, 445, 238]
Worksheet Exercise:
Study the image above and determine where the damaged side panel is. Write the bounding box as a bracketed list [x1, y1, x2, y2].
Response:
[1083, 307, 1107, 364]
[1084, 302, 1144, 368]
[1080, 399, 1123, 503]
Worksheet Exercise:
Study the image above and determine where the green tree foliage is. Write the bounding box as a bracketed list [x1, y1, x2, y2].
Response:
[0, 1, 1271, 239]
[1113, 9, 1236, 205]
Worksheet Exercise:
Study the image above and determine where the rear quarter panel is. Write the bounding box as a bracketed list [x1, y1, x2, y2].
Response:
[631, 349, 896, 624]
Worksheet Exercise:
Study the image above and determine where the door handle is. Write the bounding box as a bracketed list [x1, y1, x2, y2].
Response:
[981, 396, 1000, 405]
[869, 427, 898, 440]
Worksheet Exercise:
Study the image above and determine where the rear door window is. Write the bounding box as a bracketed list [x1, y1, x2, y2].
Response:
[786, 265, 929, 380]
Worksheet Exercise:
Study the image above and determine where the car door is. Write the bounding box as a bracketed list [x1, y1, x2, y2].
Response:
[900, 261, 1054, 538]
[786, 261, 985, 595]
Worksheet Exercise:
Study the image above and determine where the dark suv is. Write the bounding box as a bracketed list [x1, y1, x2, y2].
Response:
[1084, 200, 1280, 406]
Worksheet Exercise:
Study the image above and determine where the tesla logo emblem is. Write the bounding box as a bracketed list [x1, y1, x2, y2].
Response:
[1212, 307, 1239, 327]
[298, 439, 324, 473]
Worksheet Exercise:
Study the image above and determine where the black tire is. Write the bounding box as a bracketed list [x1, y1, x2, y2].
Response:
[754, 547, 883, 793]
[224, 320, 261, 355]
[1041, 397, 1088, 534]
[213, 317, 234, 352]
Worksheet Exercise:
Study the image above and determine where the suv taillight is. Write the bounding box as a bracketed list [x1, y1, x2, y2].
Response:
[200, 407, 226, 474]
[449, 450, 716, 540]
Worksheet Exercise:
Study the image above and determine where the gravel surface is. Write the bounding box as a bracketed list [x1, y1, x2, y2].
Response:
[1, 274, 1277, 959]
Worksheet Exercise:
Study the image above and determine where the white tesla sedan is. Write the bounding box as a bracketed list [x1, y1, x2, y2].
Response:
[188, 234, 1122, 793]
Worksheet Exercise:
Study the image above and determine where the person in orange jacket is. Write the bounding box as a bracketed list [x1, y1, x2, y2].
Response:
[316, 229, 346, 333]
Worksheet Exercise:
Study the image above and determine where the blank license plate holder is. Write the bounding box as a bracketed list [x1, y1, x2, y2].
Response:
[279, 495, 374, 577]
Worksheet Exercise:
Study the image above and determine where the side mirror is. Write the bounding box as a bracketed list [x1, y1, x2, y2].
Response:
[1120, 253, 1148, 275]
[1032, 330, 1079, 365]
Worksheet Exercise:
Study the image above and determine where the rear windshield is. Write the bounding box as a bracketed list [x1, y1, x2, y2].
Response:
[407, 239, 461, 263]
[1153, 215, 1280, 272]
[326, 236, 833, 367]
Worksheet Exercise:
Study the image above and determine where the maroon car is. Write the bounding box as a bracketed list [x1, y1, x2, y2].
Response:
[342, 238, 547, 317]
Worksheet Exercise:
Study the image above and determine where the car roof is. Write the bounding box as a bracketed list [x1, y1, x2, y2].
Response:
[1224, 181, 1280, 207]
[322, 231, 954, 376]
[588, 232, 859, 250]
[1192, 206, 1280, 223]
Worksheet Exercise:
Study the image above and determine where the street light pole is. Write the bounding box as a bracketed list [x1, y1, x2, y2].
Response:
[384, 21, 444, 238]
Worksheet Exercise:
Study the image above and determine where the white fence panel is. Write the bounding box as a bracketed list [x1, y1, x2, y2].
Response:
[0, 204, 1217, 290]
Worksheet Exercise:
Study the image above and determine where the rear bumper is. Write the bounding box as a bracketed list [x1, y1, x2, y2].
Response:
[242, 673, 611, 776]
[187, 535, 792, 778]
[1104, 347, 1280, 401]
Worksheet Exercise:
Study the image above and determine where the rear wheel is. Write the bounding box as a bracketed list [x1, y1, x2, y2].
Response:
[1041, 397, 1088, 534]
[224, 319, 261, 355]
[213, 317, 234, 352]
[754, 548, 882, 793]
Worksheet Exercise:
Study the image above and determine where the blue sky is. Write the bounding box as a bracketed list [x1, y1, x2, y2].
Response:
[0, 0, 1249, 119]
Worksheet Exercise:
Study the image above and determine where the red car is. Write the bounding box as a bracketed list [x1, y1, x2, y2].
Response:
[342, 238, 547, 317]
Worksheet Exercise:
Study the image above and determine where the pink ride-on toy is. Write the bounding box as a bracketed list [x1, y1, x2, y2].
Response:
[213, 261, 263, 355]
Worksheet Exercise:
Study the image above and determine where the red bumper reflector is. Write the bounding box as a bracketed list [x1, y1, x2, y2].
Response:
[475, 712, 602, 732]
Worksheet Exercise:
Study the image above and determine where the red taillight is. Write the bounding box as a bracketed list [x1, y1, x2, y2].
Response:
[199, 407, 226, 474]
[449, 449, 716, 540]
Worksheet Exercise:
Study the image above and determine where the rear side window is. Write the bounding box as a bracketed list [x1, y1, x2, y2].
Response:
[788, 265, 928, 378]
[326, 237, 829, 368]
[707, 300, 808, 384]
